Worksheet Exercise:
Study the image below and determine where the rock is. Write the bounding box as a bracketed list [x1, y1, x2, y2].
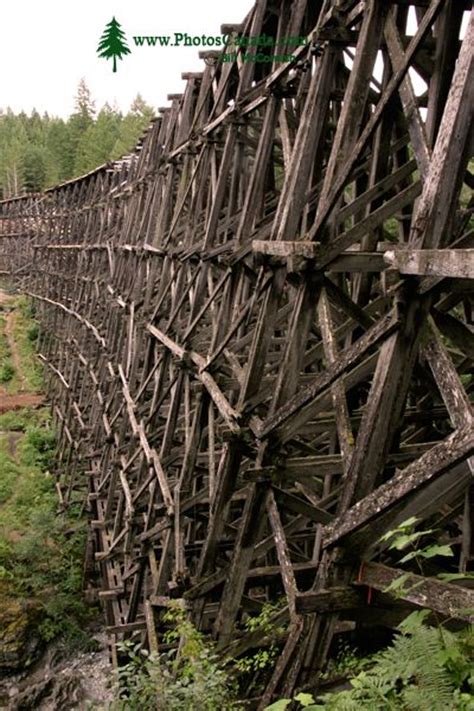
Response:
[0, 585, 43, 674]
[2, 631, 115, 710]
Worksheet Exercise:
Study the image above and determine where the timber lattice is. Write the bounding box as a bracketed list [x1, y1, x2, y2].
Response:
[1, 0, 473, 704]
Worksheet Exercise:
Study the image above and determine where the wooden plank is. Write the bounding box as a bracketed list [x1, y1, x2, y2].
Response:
[323, 427, 474, 548]
[384, 13, 431, 179]
[355, 562, 474, 622]
[409, 11, 474, 249]
[267, 489, 298, 619]
[213, 482, 268, 647]
[258, 309, 399, 442]
[296, 588, 363, 614]
[252, 240, 319, 259]
[384, 249, 474, 279]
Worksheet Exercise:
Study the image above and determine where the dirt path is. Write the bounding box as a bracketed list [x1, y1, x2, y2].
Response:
[0, 288, 13, 307]
[0, 288, 44, 411]
[0, 392, 45, 414]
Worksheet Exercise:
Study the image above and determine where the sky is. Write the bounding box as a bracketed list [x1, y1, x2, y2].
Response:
[1, 3, 469, 119]
[0, 0, 255, 117]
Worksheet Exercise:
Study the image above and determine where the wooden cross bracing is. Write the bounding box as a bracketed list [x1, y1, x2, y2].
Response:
[0, 0, 473, 703]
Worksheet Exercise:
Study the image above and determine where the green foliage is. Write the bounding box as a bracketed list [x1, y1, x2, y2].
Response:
[27, 323, 39, 341]
[235, 600, 286, 674]
[10, 298, 43, 391]
[0, 406, 50, 431]
[380, 517, 460, 594]
[265, 700, 293, 711]
[0, 360, 15, 382]
[320, 639, 369, 682]
[74, 104, 122, 175]
[113, 603, 239, 710]
[303, 521, 474, 710]
[265, 692, 320, 710]
[267, 517, 474, 711]
[0, 449, 17, 503]
[0, 407, 92, 649]
[312, 618, 474, 710]
[21, 426, 56, 468]
[0, 82, 155, 198]
[0, 315, 9, 360]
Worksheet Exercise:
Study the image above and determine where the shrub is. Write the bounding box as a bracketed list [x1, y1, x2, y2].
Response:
[21, 426, 56, 469]
[113, 603, 239, 710]
[311, 616, 474, 710]
[27, 324, 39, 342]
[0, 361, 15, 382]
[265, 619, 474, 710]
[0, 417, 92, 650]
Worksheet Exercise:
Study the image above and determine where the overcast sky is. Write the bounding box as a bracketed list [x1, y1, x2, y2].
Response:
[0, 0, 255, 117]
[1, 3, 469, 119]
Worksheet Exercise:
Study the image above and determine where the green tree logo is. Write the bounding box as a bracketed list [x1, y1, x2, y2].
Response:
[97, 17, 131, 73]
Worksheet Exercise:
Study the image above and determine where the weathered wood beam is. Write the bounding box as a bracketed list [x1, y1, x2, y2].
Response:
[384, 249, 474, 279]
[296, 588, 364, 614]
[355, 562, 474, 623]
[258, 309, 399, 443]
[323, 427, 474, 548]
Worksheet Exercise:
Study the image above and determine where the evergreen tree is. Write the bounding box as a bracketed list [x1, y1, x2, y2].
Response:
[74, 103, 122, 174]
[0, 89, 153, 196]
[45, 118, 74, 184]
[97, 17, 131, 73]
[21, 144, 47, 192]
[0, 110, 28, 198]
[69, 79, 96, 175]
[113, 94, 155, 156]
[73, 78, 96, 121]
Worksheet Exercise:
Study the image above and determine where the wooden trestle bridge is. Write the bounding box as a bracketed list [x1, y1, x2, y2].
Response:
[1, 0, 473, 703]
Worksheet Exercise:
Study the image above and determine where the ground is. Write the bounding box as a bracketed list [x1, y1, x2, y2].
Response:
[0, 286, 115, 709]
[0, 288, 44, 415]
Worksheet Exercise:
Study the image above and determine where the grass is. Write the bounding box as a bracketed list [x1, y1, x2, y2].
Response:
[0, 407, 95, 649]
[0, 296, 96, 651]
[0, 407, 51, 431]
[0, 361, 15, 382]
[0, 317, 9, 355]
[0, 314, 13, 383]
[9, 297, 43, 392]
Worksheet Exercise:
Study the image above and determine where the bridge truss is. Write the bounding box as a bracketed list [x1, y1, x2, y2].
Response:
[1, 0, 473, 704]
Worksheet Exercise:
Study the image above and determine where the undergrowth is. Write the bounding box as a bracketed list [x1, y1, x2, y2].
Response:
[0, 408, 94, 648]
[111, 602, 240, 710]
[10, 296, 43, 391]
[0, 297, 94, 651]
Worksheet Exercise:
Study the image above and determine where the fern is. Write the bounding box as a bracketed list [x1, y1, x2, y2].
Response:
[315, 618, 474, 710]
[403, 627, 454, 709]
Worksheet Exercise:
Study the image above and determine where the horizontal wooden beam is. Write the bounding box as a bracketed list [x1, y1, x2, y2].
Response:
[355, 562, 474, 622]
[296, 587, 363, 614]
[252, 240, 319, 259]
[244, 443, 437, 481]
[384, 249, 474, 278]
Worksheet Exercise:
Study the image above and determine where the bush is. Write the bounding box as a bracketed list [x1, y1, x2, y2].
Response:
[312, 615, 474, 710]
[113, 603, 239, 710]
[0, 416, 92, 650]
[27, 324, 39, 342]
[265, 617, 474, 710]
[0, 451, 17, 503]
[0, 361, 15, 382]
[21, 426, 56, 469]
